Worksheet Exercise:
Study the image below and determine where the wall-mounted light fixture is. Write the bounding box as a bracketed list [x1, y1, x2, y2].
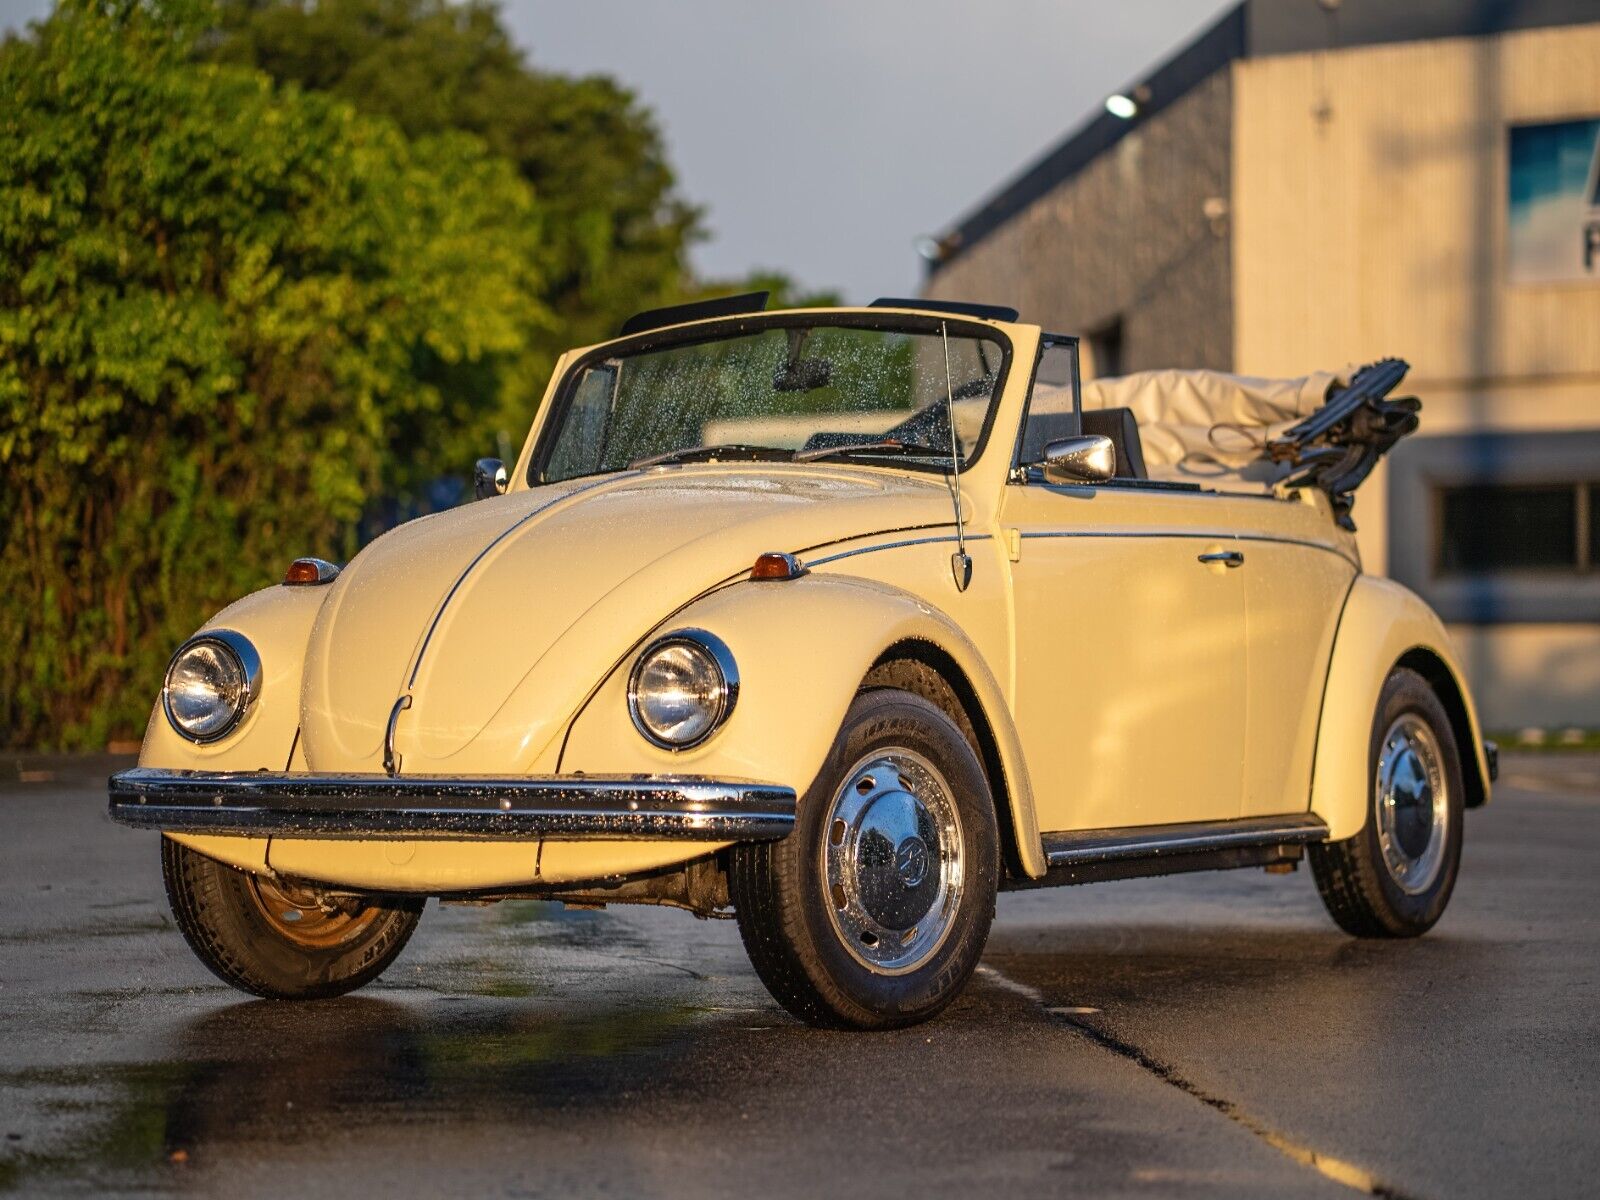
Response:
[1106, 84, 1153, 121]
[1105, 93, 1138, 119]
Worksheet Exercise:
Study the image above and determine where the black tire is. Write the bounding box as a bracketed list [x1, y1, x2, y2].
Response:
[729, 689, 1000, 1030]
[1310, 667, 1465, 938]
[162, 838, 423, 999]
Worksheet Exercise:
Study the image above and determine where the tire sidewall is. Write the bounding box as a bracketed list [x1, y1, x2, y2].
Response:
[784, 690, 999, 1025]
[214, 865, 418, 989]
[165, 840, 421, 999]
[1362, 670, 1465, 930]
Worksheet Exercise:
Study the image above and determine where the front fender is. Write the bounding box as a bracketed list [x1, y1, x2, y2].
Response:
[137, 583, 328, 874]
[1311, 575, 1491, 841]
[559, 572, 1045, 877]
[138, 584, 325, 773]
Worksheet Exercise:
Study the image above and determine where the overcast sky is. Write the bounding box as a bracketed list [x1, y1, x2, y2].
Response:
[2, 0, 1235, 301]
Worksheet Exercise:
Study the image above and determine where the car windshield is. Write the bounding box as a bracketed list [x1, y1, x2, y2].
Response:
[537, 320, 1008, 484]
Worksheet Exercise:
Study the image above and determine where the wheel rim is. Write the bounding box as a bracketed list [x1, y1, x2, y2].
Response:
[820, 748, 965, 975]
[1374, 713, 1449, 895]
[246, 876, 382, 950]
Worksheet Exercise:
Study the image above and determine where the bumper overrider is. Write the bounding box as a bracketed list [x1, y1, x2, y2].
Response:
[108, 768, 797, 842]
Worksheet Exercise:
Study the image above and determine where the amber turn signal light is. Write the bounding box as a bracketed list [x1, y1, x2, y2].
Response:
[284, 557, 341, 586]
[750, 552, 806, 581]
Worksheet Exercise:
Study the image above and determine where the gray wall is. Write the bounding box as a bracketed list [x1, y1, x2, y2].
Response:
[925, 68, 1234, 374]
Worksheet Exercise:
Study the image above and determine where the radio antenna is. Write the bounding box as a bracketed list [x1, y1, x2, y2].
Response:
[940, 321, 972, 592]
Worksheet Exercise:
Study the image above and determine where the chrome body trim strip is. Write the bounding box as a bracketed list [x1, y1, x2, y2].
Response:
[108, 767, 797, 842]
[806, 528, 1347, 570]
[807, 532, 992, 568]
[1042, 814, 1329, 868]
[1018, 528, 1357, 567]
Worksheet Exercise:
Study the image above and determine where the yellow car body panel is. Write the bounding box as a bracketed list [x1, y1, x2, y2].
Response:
[123, 306, 1487, 896]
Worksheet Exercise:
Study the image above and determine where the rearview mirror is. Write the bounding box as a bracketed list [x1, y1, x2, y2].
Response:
[773, 357, 833, 393]
[1040, 434, 1115, 484]
[474, 457, 508, 500]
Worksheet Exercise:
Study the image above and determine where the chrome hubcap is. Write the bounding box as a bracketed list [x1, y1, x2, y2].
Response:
[821, 749, 965, 974]
[1375, 714, 1449, 895]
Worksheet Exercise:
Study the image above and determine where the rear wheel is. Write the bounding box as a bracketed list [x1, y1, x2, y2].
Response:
[730, 689, 999, 1029]
[162, 839, 423, 999]
[1310, 667, 1465, 937]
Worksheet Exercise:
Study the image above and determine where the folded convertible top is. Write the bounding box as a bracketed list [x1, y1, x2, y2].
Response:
[1033, 360, 1420, 528]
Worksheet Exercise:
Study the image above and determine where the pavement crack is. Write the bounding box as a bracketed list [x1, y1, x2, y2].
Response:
[977, 964, 1425, 1200]
[606, 953, 708, 980]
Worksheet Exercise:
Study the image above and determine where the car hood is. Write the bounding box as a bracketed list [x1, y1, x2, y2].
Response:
[298, 465, 956, 773]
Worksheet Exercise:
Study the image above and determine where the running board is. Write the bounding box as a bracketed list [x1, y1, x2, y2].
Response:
[1005, 814, 1329, 891]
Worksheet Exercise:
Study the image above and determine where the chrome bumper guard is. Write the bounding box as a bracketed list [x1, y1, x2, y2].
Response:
[108, 767, 797, 842]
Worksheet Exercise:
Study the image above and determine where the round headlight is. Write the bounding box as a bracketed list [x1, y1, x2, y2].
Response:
[627, 630, 738, 749]
[162, 631, 260, 743]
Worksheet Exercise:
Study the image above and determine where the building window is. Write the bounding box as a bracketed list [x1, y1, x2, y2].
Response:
[1591, 483, 1600, 568]
[1436, 483, 1592, 575]
[1386, 431, 1600, 624]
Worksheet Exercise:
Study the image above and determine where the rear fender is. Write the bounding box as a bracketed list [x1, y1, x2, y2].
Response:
[1311, 575, 1491, 840]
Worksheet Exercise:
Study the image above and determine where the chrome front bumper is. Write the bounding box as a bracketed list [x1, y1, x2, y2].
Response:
[108, 768, 797, 842]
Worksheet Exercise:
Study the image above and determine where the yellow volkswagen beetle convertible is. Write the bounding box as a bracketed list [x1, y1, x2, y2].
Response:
[111, 295, 1496, 1029]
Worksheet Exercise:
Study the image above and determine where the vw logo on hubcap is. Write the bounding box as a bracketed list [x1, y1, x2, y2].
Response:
[895, 836, 930, 889]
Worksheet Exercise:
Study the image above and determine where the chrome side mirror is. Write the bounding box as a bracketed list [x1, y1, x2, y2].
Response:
[1040, 434, 1116, 484]
[474, 457, 508, 500]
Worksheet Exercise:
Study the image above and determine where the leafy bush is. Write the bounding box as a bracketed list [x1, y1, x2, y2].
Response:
[0, 0, 548, 747]
[0, 0, 836, 750]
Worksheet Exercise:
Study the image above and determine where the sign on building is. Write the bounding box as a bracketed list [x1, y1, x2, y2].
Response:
[1509, 119, 1600, 283]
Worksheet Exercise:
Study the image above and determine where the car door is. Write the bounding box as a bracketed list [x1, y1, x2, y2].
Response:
[1235, 497, 1360, 817]
[1000, 478, 1252, 833]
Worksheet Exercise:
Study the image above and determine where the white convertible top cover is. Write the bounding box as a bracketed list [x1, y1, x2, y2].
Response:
[1034, 367, 1351, 489]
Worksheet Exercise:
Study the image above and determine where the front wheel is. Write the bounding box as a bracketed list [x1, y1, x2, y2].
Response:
[1310, 667, 1465, 937]
[162, 839, 423, 999]
[730, 689, 999, 1029]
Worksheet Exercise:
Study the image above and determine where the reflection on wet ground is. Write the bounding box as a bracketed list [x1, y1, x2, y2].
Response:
[2, 995, 722, 1191]
[2, 757, 1596, 1198]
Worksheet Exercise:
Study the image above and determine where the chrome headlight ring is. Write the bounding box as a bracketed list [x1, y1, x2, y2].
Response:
[161, 629, 262, 744]
[627, 628, 739, 750]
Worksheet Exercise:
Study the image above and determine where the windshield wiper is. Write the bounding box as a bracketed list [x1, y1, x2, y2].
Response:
[631, 438, 957, 470]
[629, 443, 789, 469]
[793, 439, 955, 464]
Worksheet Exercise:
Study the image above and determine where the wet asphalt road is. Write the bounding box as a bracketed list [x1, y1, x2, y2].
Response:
[2, 756, 1597, 1199]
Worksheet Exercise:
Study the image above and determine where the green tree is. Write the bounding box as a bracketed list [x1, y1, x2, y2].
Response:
[0, 0, 548, 748]
[210, 0, 700, 359]
[209, 0, 838, 360]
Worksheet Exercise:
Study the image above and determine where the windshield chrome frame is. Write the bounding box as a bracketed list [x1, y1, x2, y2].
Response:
[526, 311, 1016, 487]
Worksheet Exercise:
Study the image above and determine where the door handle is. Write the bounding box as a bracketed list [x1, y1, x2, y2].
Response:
[1198, 550, 1244, 568]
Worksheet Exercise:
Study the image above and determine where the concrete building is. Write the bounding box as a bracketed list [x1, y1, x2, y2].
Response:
[924, 0, 1600, 731]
